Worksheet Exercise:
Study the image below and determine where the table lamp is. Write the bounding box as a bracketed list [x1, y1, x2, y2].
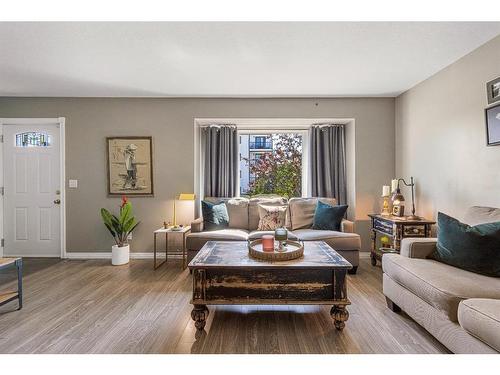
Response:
[173, 193, 196, 227]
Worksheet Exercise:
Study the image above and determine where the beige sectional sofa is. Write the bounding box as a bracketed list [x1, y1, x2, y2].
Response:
[383, 206, 500, 353]
[186, 196, 361, 273]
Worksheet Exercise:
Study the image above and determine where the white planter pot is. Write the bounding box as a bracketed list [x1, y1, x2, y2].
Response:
[112, 244, 130, 265]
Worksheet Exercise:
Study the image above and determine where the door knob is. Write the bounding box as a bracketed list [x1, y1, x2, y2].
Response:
[54, 199, 61, 204]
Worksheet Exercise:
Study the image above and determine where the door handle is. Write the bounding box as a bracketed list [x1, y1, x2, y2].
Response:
[54, 199, 61, 204]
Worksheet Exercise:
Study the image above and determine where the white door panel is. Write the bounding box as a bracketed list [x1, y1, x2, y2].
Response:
[3, 124, 61, 256]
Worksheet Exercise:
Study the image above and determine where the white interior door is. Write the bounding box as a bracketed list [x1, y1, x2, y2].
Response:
[3, 123, 61, 257]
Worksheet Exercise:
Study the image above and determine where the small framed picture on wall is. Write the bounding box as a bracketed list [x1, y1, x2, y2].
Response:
[486, 77, 500, 105]
[485, 103, 500, 146]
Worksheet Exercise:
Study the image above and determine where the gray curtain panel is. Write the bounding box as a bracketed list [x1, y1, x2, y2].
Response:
[310, 124, 347, 204]
[202, 125, 238, 197]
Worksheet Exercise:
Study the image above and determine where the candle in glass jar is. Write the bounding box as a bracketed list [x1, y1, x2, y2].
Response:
[262, 235, 274, 252]
[382, 185, 390, 197]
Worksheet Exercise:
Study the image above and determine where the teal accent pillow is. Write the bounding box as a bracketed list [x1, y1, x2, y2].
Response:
[201, 201, 229, 231]
[432, 212, 500, 277]
[312, 201, 348, 231]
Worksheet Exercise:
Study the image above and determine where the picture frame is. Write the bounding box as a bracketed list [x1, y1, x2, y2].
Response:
[485, 103, 500, 146]
[486, 76, 500, 105]
[106, 136, 154, 196]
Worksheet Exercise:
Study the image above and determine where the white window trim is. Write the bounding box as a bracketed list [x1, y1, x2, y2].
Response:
[194, 118, 355, 218]
[0, 117, 66, 258]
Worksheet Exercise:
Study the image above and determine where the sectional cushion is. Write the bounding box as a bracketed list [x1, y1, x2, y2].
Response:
[204, 197, 249, 229]
[463, 206, 500, 226]
[201, 201, 229, 231]
[186, 229, 249, 251]
[248, 196, 287, 230]
[432, 212, 500, 277]
[458, 298, 500, 352]
[382, 254, 500, 322]
[292, 229, 360, 251]
[288, 197, 337, 230]
[257, 204, 287, 230]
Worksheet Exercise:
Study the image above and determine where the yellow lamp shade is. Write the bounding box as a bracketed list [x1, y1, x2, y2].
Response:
[177, 193, 195, 201]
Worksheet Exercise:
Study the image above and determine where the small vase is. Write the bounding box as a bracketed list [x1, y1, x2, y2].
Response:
[112, 244, 130, 265]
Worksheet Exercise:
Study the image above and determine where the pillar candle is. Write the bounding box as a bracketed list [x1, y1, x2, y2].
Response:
[262, 235, 274, 252]
[382, 185, 390, 197]
[391, 179, 398, 192]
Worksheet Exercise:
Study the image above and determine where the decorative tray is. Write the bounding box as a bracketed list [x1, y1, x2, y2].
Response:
[248, 239, 304, 261]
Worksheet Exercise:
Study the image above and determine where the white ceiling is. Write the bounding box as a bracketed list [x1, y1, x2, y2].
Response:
[1, 22, 500, 97]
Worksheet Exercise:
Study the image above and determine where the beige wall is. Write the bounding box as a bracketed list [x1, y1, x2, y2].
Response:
[0, 98, 394, 253]
[396, 35, 500, 222]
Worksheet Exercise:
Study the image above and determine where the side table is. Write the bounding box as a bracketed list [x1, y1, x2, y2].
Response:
[368, 214, 435, 266]
[153, 226, 191, 270]
[0, 257, 23, 310]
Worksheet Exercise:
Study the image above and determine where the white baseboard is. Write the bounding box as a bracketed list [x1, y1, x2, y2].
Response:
[65, 252, 182, 260]
[3, 253, 62, 258]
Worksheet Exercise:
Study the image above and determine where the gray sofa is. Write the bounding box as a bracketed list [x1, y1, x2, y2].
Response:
[186, 196, 361, 273]
[383, 206, 500, 353]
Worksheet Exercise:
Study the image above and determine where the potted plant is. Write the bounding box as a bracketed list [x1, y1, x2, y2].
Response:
[100, 196, 140, 265]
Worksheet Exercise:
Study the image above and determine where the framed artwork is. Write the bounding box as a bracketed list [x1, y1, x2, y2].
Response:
[486, 77, 500, 105]
[485, 103, 500, 146]
[106, 136, 154, 196]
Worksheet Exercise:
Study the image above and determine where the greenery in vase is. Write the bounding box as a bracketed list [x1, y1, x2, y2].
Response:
[100, 196, 140, 247]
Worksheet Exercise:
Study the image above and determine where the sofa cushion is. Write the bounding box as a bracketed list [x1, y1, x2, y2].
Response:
[458, 298, 500, 352]
[382, 254, 500, 322]
[312, 202, 348, 231]
[432, 212, 500, 277]
[186, 229, 249, 251]
[463, 206, 500, 226]
[288, 197, 337, 230]
[292, 229, 360, 251]
[201, 201, 229, 231]
[257, 204, 287, 230]
[248, 230, 298, 241]
[204, 197, 249, 229]
[248, 196, 287, 230]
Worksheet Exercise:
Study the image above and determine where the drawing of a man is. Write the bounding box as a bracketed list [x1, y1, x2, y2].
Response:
[123, 143, 138, 189]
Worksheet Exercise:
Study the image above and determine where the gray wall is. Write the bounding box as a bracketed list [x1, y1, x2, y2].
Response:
[0, 98, 395, 253]
[395, 35, 500, 221]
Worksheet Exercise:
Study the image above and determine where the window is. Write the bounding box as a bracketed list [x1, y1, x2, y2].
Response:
[15, 132, 51, 147]
[239, 133, 303, 197]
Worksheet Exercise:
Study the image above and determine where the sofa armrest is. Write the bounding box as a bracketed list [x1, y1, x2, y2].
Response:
[400, 238, 437, 258]
[190, 217, 204, 233]
[341, 219, 354, 233]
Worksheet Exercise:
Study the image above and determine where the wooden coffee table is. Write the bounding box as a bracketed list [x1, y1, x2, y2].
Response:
[188, 240, 352, 331]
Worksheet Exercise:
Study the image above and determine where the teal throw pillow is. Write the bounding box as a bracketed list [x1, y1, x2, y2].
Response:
[201, 201, 229, 231]
[432, 212, 500, 277]
[312, 201, 348, 231]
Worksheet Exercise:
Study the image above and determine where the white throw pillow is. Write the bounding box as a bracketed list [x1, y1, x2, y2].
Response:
[257, 204, 287, 231]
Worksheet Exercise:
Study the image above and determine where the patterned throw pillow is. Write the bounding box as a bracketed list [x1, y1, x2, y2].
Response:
[257, 204, 287, 231]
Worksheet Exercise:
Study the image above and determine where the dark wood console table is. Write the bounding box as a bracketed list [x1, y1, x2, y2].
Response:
[368, 214, 435, 266]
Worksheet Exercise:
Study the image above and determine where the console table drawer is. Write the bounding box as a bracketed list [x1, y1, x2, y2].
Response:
[373, 219, 393, 236]
[402, 225, 426, 237]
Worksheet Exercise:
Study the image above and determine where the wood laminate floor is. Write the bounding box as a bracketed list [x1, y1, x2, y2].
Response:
[0, 256, 449, 354]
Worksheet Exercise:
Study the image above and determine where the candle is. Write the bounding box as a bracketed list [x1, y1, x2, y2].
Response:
[391, 179, 398, 193]
[382, 185, 390, 197]
[262, 235, 274, 252]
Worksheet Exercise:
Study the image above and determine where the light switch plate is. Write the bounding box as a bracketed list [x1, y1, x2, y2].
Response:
[69, 179, 78, 188]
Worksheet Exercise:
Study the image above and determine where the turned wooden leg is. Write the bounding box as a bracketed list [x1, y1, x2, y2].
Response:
[191, 304, 209, 331]
[331, 305, 349, 331]
[385, 297, 401, 313]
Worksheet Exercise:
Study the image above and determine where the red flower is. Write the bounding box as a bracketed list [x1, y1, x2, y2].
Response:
[121, 195, 128, 208]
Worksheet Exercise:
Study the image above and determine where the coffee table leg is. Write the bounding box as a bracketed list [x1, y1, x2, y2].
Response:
[331, 305, 349, 331]
[191, 304, 209, 331]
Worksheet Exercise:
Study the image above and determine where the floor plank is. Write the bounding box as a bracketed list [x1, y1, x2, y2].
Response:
[0, 256, 449, 354]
